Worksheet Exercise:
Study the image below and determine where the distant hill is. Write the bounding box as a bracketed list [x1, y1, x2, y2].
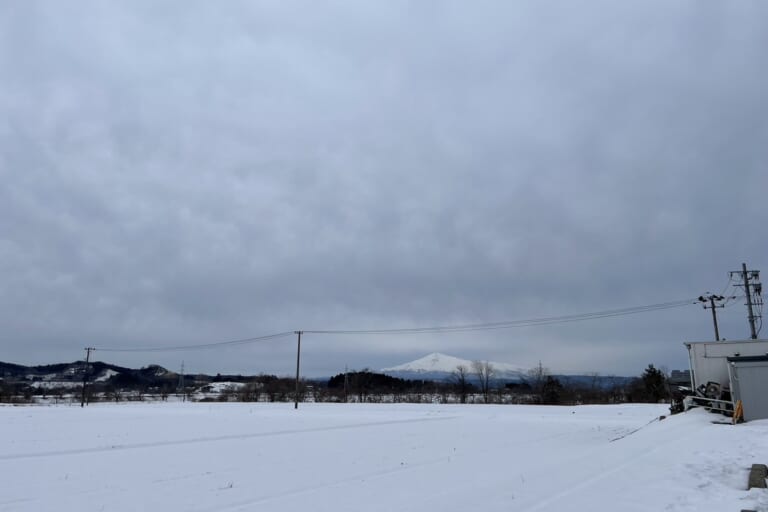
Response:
[0, 360, 178, 389]
[380, 352, 635, 388]
[381, 352, 527, 382]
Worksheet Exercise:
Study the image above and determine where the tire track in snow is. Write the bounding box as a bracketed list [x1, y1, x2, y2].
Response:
[0, 416, 457, 462]
[518, 418, 688, 512]
[608, 416, 661, 442]
[193, 425, 589, 512]
[198, 454, 454, 512]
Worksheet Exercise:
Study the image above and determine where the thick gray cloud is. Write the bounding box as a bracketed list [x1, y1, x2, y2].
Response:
[1, 1, 767, 377]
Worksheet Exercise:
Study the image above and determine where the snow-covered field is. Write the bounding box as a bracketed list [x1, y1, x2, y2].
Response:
[1, 403, 766, 511]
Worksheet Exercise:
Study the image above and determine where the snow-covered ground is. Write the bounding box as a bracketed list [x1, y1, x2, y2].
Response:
[199, 381, 247, 394]
[1, 403, 766, 511]
[29, 381, 81, 390]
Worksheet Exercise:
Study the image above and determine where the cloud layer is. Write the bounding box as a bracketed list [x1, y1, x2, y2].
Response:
[1, 1, 767, 376]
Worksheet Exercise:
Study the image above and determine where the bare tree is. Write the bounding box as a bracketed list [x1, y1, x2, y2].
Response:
[527, 361, 549, 404]
[472, 360, 494, 403]
[583, 371, 601, 403]
[451, 364, 471, 404]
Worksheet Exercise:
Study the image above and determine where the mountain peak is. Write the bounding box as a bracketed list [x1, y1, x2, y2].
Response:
[381, 353, 469, 373]
[381, 353, 526, 377]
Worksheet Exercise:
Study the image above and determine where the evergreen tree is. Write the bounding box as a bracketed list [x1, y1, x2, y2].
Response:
[641, 364, 668, 402]
[542, 376, 564, 405]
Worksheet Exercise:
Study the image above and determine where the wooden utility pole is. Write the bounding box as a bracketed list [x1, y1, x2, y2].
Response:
[178, 361, 186, 402]
[80, 347, 94, 407]
[344, 364, 349, 403]
[294, 331, 303, 409]
[709, 296, 722, 341]
[698, 294, 724, 341]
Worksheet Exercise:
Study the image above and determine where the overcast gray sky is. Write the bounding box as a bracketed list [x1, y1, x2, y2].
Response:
[1, 1, 767, 377]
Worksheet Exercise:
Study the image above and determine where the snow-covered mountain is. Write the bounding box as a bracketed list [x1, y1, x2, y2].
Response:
[381, 352, 527, 381]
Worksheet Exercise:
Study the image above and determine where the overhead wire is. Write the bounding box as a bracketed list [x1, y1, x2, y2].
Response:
[94, 331, 295, 353]
[715, 274, 741, 307]
[91, 298, 700, 353]
[304, 298, 698, 335]
[719, 273, 733, 297]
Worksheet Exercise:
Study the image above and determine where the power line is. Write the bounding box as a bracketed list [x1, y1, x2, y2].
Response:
[90, 298, 700, 354]
[303, 298, 698, 335]
[94, 331, 295, 353]
[720, 274, 737, 306]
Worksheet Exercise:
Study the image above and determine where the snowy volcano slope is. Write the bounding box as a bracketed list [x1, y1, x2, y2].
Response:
[381, 352, 526, 380]
[1, 403, 766, 511]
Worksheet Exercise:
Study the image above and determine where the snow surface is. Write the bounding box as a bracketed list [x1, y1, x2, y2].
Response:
[94, 369, 120, 382]
[201, 382, 246, 393]
[1, 403, 766, 511]
[381, 351, 526, 375]
[29, 381, 81, 390]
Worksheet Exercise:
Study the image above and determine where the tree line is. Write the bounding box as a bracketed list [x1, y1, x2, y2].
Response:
[1, 363, 672, 405]
[263, 362, 669, 405]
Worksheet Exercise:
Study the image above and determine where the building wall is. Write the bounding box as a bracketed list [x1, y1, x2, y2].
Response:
[686, 340, 768, 390]
[728, 359, 768, 422]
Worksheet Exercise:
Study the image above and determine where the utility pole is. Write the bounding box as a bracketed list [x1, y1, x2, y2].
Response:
[697, 294, 725, 341]
[80, 347, 94, 407]
[294, 331, 303, 409]
[344, 364, 349, 403]
[730, 263, 762, 339]
[178, 361, 185, 402]
[743, 263, 757, 339]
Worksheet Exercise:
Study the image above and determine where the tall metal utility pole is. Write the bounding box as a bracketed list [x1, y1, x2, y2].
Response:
[697, 294, 724, 341]
[742, 263, 757, 339]
[730, 263, 762, 339]
[294, 331, 303, 409]
[80, 347, 94, 407]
